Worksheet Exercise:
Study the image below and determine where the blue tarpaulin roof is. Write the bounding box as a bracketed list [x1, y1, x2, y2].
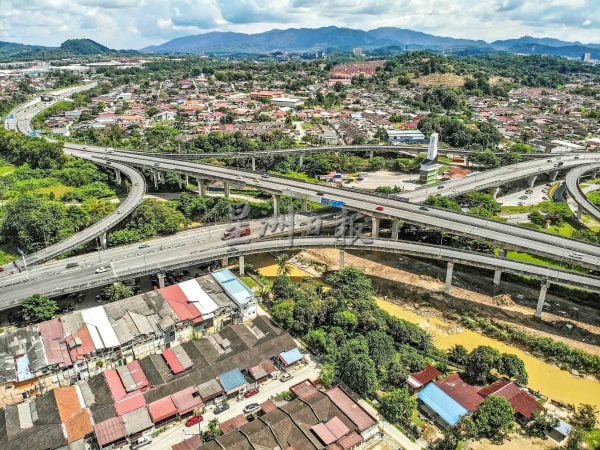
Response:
[219, 368, 247, 392]
[418, 383, 468, 426]
[15, 355, 34, 382]
[212, 269, 254, 307]
[554, 419, 573, 437]
[279, 347, 304, 366]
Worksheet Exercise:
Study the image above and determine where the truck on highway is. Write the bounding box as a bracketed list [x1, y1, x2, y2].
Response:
[222, 224, 251, 240]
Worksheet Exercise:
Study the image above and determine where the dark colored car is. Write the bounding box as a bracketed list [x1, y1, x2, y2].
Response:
[214, 403, 230, 414]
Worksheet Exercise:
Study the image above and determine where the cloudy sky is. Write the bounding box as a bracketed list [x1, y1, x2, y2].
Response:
[0, 0, 598, 49]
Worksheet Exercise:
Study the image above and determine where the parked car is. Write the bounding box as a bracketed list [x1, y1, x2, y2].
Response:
[130, 436, 152, 449]
[214, 403, 230, 414]
[243, 403, 260, 414]
[185, 415, 204, 427]
[279, 373, 293, 382]
[244, 387, 259, 398]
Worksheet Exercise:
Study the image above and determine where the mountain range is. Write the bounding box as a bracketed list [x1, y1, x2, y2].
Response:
[142, 26, 600, 59]
[1, 29, 599, 61]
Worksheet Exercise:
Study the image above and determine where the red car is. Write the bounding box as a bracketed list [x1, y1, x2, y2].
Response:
[375, 205, 384, 211]
[185, 415, 203, 427]
[244, 387, 259, 398]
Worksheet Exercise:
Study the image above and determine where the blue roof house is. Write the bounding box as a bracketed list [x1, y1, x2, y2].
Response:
[212, 269, 257, 321]
[418, 382, 469, 428]
[218, 368, 248, 395]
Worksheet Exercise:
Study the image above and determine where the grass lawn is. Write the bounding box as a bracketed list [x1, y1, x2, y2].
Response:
[505, 250, 564, 269]
[240, 276, 260, 290]
[34, 183, 73, 197]
[501, 204, 539, 214]
[0, 164, 15, 176]
[277, 171, 323, 184]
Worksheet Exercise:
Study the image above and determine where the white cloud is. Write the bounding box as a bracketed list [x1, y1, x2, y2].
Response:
[0, 0, 598, 49]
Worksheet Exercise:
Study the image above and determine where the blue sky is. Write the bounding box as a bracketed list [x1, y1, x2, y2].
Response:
[0, 0, 598, 49]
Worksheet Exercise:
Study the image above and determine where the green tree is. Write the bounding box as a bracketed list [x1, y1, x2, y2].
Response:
[321, 363, 335, 387]
[366, 330, 396, 368]
[305, 329, 329, 355]
[336, 338, 378, 396]
[379, 388, 417, 425]
[465, 346, 501, 385]
[565, 427, 586, 450]
[333, 310, 358, 330]
[105, 282, 134, 302]
[276, 252, 292, 276]
[426, 195, 461, 211]
[448, 344, 470, 366]
[271, 300, 296, 329]
[325, 267, 375, 303]
[499, 353, 528, 385]
[527, 411, 558, 437]
[572, 403, 598, 432]
[202, 418, 222, 441]
[468, 395, 514, 439]
[21, 294, 59, 321]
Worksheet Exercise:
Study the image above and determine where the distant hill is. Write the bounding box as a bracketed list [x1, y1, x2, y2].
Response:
[0, 38, 136, 61]
[143, 26, 600, 59]
[60, 39, 112, 55]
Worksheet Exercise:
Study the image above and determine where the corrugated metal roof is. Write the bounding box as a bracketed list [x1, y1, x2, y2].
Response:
[179, 279, 219, 317]
[94, 416, 126, 447]
[16, 402, 33, 430]
[220, 414, 248, 433]
[128, 360, 149, 391]
[325, 386, 377, 432]
[435, 373, 484, 411]
[212, 269, 254, 307]
[122, 407, 153, 436]
[196, 379, 224, 400]
[218, 368, 247, 393]
[408, 364, 441, 388]
[171, 386, 203, 415]
[81, 306, 120, 349]
[117, 366, 137, 393]
[418, 383, 468, 426]
[311, 417, 349, 445]
[479, 380, 543, 419]
[162, 346, 192, 374]
[148, 396, 177, 423]
[278, 347, 303, 366]
[159, 284, 203, 322]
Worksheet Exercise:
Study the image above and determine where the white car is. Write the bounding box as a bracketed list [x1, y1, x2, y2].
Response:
[95, 266, 109, 274]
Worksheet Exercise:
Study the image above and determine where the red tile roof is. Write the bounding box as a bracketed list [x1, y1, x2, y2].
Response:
[172, 435, 203, 450]
[312, 417, 350, 445]
[435, 373, 484, 411]
[260, 399, 277, 414]
[159, 284, 202, 322]
[94, 416, 127, 447]
[337, 430, 363, 450]
[479, 380, 543, 419]
[171, 386, 203, 415]
[407, 364, 441, 389]
[291, 379, 319, 400]
[219, 414, 248, 433]
[325, 386, 377, 432]
[148, 396, 177, 423]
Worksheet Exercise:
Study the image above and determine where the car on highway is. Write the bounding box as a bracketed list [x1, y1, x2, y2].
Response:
[95, 266, 109, 274]
[244, 387, 259, 398]
[214, 403, 230, 414]
[227, 247, 239, 253]
[437, 185, 444, 189]
[153, 162, 160, 167]
[280, 372, 293, 382]
[316, 191, 324, 196]
[419, 206, 429, 211]
[262, 173, 270, 178]
[65, 262, 79, 269]
[243, 403, 261, 414]
[185, 415, 204, 427]
[117, 208, 123, 214]
[375, 205, 384, 211]
[139, 244, 150, 249]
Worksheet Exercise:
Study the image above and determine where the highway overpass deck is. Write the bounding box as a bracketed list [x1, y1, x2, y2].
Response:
[565, 164, 600, 222]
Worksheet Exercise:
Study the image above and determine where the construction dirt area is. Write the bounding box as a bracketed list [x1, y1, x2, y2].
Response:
[299, 248, 600, 356]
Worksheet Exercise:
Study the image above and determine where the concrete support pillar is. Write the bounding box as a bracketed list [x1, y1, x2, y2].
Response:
[577, 206, 582, 220]
[298, 154, 304, 169]
[369, 150, 374, 159]
[221, 257, 229, 268]
[463, 156, 468, 167]
[223, 181, 230, 198]
[115, 170, 122, 185]
[251, 157, 256, 172]
[301, 198, 308, 212]
[501, 248, 508, 258]
[391, 220, 400, 240]
[493, 269, 502, 286]
[178, 175, 183, 189]
[239, 255, 245, 276]
[445, 261, 454, 293]
[185, 175, 189, 188]
[535, 281, 550, 319]
[152, 172, 158, 189]
[272, 194, 281, 218]
[197, 178, 206, 196]
[371, 217, 380, 239]
[488, 186, 500, 199]
[548, 171, 558, 182]
[526, 175, 537, 189]
[339, 249, 345, 270]
[157, 272, 165, 289]
[100, 232, 107, 250]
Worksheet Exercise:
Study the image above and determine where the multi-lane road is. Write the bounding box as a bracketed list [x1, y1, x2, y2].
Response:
[565, 163, 600, 222]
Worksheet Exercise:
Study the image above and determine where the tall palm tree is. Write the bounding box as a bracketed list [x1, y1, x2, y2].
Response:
[276, 252, 292, 277]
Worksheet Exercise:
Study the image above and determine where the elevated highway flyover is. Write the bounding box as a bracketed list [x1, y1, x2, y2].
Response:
[565, 164, 600, 222]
